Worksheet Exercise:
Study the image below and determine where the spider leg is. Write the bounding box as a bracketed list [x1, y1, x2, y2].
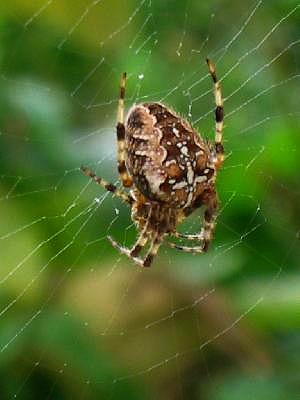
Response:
[166, 241, 204, 253]
[108, 233, 162, 268]
[206, 58, 224, 170]
[142, 234, 162, 267]
[111, 218, 149, 256]
[107, 236, 145, 266]
[202, 191, 219, 252]
[108, 206, 157, 267]
[116, 72, 133, 188]
[81, 166, 133, 205]
[172, 230, 204, 241]
[107, 210, 150, 265]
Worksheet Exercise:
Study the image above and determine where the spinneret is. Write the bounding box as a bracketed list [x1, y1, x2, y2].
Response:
[81, 59, 224, 267]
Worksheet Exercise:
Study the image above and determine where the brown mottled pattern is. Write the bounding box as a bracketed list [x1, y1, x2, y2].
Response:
[126, 102, 215, 208]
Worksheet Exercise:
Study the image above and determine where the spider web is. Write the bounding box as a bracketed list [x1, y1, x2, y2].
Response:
[1, 1, 300, 398]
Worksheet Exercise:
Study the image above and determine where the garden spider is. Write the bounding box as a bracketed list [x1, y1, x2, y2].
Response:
[81, 59, 224, 267]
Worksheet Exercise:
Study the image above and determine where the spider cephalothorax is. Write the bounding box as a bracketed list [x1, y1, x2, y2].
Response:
[82, 59, 224, 267]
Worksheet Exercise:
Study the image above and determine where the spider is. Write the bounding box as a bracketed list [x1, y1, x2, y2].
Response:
[81, 59, 224, 267]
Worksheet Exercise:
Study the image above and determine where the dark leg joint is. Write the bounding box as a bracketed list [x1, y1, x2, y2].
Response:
[120, 87, 125, 100]
[206, 58, 218, 83]
[116, 123, 125, 140]
[118, 161, 127, 174]
[130, 244, 142, 257]
[105, 183, 116, 193]
[215, 142, 224, 154]
[205, 208, 213, 220]
[143, 254, 153, 268]
[81, 165, 98, 180]
[202, 240, 210, 252]
[215, 106, 224, 122]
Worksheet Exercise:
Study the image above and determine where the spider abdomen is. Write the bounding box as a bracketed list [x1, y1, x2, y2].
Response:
[125, 102, 215, 208]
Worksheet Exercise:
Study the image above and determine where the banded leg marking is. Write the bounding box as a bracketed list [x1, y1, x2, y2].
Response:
[172, 230, 205, 241]
[117, 72, 133, 188]
[143, 235, 162, 267]
[81, 166, 133, 205]
[202, 193, 218, 252]
[166, 241, 204, 253]
[206, 58, 224, 169]
[129, 212, 152, 257]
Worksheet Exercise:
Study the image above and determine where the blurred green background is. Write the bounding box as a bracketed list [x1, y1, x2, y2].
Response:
[0, 1, 300, 399]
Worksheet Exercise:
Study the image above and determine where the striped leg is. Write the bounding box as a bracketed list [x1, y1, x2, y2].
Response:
[117, 72, 133, 188]
[202, 192, 218, 252]
[142, 234, 162, 267]
[108, 232, 162, 268]
[81, 166, 133, 205]
[172, 230, 204, 241]
[166, 241, 204, 253]
[206, 58, 224, 170]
